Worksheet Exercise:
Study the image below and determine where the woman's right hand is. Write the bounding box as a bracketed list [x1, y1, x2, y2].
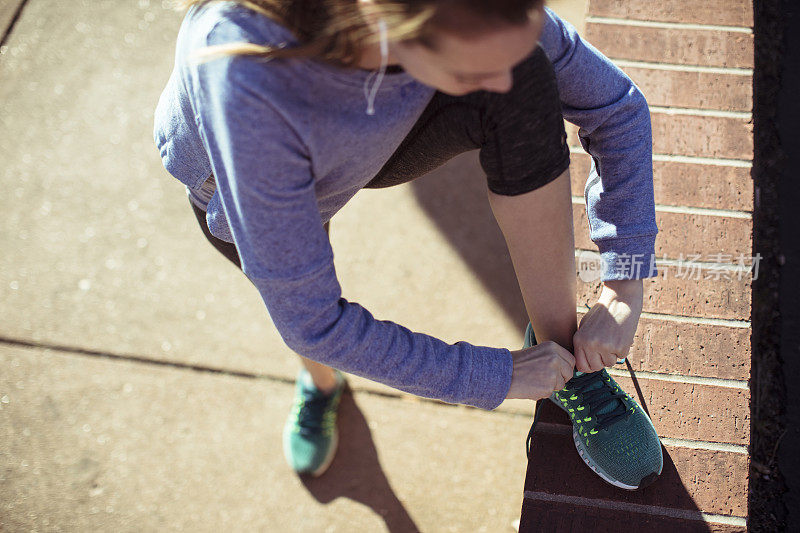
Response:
[505, 341, 576, 401]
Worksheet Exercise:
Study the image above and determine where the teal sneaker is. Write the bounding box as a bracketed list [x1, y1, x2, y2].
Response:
[523, 322, 663, 490]
[282, 368, 347, 477]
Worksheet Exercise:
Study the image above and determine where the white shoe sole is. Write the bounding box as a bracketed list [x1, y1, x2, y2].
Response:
[551, 397, 663, 491]
[310, 429, 338, 477]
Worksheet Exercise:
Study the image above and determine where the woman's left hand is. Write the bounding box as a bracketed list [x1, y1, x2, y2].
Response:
[572, 279, 644, 373]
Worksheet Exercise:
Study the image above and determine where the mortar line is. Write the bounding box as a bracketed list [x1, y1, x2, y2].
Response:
[522, 491, 748, 526]
[606, 367, 749, 390]
[573, 248, 758, 271]
[586, 15, 753, 34]
[574, 306, 751, 328]
[612, 58, 754, 75]
[646, 256, 755, 271]
[649, 105, 752, 120]
[531, 422, 748, 453]
[571, 195, 752, 218]
[569, 145, 753, 167]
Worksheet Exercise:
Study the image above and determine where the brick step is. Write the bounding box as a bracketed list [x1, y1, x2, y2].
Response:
[585, 22, 753, 69]
[588, 0, 753, 27]
[575, 270, 751, 322]
[570, 153, 753, 213]
[520, 498, 745, 532]
[574, 312, 750, 381]
[523, 402, 748, 516]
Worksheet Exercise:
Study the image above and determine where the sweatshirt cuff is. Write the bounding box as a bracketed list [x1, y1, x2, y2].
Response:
[596, 234, 659, 281]
[463, 345, 515, 411]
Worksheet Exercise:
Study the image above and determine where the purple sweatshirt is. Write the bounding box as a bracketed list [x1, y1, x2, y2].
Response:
[152, 1, 659, 410]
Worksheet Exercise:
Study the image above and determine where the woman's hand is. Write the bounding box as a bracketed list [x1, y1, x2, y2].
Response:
[573, 279, 644, 373]
[506, 341, 576, 401]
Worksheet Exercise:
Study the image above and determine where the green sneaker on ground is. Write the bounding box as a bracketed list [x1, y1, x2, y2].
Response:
[523, 321, 663, 490]
[282, 368, 347, 477]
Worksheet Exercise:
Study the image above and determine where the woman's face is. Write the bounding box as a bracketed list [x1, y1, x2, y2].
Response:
[383, 8, 544, 95]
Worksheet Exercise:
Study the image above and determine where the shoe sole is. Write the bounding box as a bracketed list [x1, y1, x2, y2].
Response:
[551, 397, 663, 491]
[312, 378, 348, 477]
[310, 429, 338, 477]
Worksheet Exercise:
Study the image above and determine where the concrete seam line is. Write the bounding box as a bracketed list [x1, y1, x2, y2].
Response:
[0, 0, 29, 50]
[573, 248, 759, 272]
[0, 335, 491, 411]
[652, 153, 753, 167]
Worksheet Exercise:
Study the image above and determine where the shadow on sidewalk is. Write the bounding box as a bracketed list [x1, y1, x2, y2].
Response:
[410, 152, 532, 334]
[297, 388, 421, 533]
[410, 154, 721, 531]
[520, 402, 712, 532]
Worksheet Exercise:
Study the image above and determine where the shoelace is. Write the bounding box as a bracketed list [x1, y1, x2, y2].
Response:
[567, 371, 629, 430]
[526, 360, 650, 460]
[295, 390, 336, 435]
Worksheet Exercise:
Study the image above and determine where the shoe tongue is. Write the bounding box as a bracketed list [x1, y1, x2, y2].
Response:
[573, 370, 622, 416]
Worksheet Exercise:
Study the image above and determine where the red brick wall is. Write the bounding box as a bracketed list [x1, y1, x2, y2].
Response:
[521, 0, 753, 529]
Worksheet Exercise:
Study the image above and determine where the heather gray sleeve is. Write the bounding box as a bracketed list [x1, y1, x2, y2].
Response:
[187, 22, 514, 410]
[540, 7, 660, 281]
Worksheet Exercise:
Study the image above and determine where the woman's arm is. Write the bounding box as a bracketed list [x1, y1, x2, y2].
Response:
[186, 13, 515, 410]
[539, 7, 659, 282]
[526, 9, 657, 370]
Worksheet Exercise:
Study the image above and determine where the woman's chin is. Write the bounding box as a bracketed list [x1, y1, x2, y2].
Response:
[436, 86, 474, 96]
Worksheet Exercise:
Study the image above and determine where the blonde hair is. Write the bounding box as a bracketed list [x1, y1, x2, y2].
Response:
[174, 0, 543, 68]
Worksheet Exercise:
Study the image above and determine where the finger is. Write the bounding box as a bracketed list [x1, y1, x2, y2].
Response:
[555, 345, 576, 367]
[553, 373, 566, 392]
[559, 357, 574, 384]
[600, 350, 617, 367]
[574, 345, 590, 373]
[613, 345, 631, 365]
[587, 351, 604, 372]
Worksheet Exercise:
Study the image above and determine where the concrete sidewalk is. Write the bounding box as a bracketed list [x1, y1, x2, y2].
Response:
[0, 0, 587, 530]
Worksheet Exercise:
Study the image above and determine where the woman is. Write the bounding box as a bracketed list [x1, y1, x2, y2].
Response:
[153, 0, 662, 490]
